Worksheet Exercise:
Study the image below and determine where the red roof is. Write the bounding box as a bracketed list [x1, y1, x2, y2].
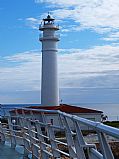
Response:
[28, 104, 103, 114]
[10, 104, 103, 115]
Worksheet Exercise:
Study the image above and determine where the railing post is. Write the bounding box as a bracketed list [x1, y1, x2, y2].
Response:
[47, 123, 61, 158]
[35, 121, 49, 159]
[27, 119, 36, 144]
[20, 117, 30, 158]
[73, 121, 87, 159]
[61, 115, 77, 158]
[8, 117, 16, 148]
[0, 122, 5, 144]
[28, 119, 42, 159]
[88, 148, 103, 159]
[97, 132, 114, 159]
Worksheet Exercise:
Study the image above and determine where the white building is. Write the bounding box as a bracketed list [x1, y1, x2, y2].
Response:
[11, 104, 103, 130]
[28, 104, 103, 130]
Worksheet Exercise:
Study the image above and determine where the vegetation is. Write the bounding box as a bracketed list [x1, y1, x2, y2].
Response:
[103, 121, 119, 128]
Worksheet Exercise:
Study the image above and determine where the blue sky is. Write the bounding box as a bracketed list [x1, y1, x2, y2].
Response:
[0, 0, 119, 116]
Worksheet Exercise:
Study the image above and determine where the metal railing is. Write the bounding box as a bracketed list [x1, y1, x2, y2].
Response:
[0, 108, 119, 159]
[39, 23, 59, 30]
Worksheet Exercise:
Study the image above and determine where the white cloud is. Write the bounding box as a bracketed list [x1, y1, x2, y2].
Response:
[5, 50, 40, 62]
[34, 0, 81, 7]
[25, 17, 40, 29]
[0, 44, 119, 93]
[103, 32, 119, 41]
[0, 44, 119, 103]
[34, 0, 119, 40]
[58, 45, 119, 88]
[0, 51, 41, 92]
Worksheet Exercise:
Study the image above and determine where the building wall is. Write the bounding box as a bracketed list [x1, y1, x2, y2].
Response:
[12, 112, 102, 131]
[43, 113, 102, 131]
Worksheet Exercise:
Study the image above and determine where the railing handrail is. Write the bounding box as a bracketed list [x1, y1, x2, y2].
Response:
[1, 107, 119, 138]
[59, 111, 119, 139]
[10, 107, 119, 139]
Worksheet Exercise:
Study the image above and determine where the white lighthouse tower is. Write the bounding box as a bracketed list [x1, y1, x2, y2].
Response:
[39, 14, 60, 106]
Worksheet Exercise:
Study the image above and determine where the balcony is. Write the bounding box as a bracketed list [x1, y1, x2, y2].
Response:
[39, 33, 60, 41]
[39, 23, 59, 31]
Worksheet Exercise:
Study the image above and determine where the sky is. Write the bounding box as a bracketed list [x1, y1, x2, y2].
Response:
[0, 0, 119, 115]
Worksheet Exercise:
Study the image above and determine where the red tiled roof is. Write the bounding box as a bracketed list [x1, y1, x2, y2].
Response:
[28, 104, 103, 114]
[10, 104, 103, 115]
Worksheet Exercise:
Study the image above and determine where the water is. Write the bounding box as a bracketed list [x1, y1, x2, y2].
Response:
[72, 103, 119, 121]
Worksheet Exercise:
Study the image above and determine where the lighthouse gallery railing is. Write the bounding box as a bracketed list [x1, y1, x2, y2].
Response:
[0, 108, 119, 159]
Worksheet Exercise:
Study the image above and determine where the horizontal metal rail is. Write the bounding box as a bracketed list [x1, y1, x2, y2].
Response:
[0, 108, 119, 159]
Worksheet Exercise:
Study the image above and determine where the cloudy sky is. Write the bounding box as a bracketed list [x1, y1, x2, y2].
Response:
[0, 0, 119, 113]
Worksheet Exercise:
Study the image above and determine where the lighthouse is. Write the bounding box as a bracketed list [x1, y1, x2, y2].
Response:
[39, 14, 60, 106]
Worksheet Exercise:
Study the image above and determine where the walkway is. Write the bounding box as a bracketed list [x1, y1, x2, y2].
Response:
[0, 142, 24, 159]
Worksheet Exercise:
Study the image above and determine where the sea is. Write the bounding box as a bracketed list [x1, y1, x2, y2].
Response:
[73, 103, 119, 121]
[0, 103, 119, 121]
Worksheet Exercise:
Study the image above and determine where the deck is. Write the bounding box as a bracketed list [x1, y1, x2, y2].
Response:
[0, 142, 25, 159]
